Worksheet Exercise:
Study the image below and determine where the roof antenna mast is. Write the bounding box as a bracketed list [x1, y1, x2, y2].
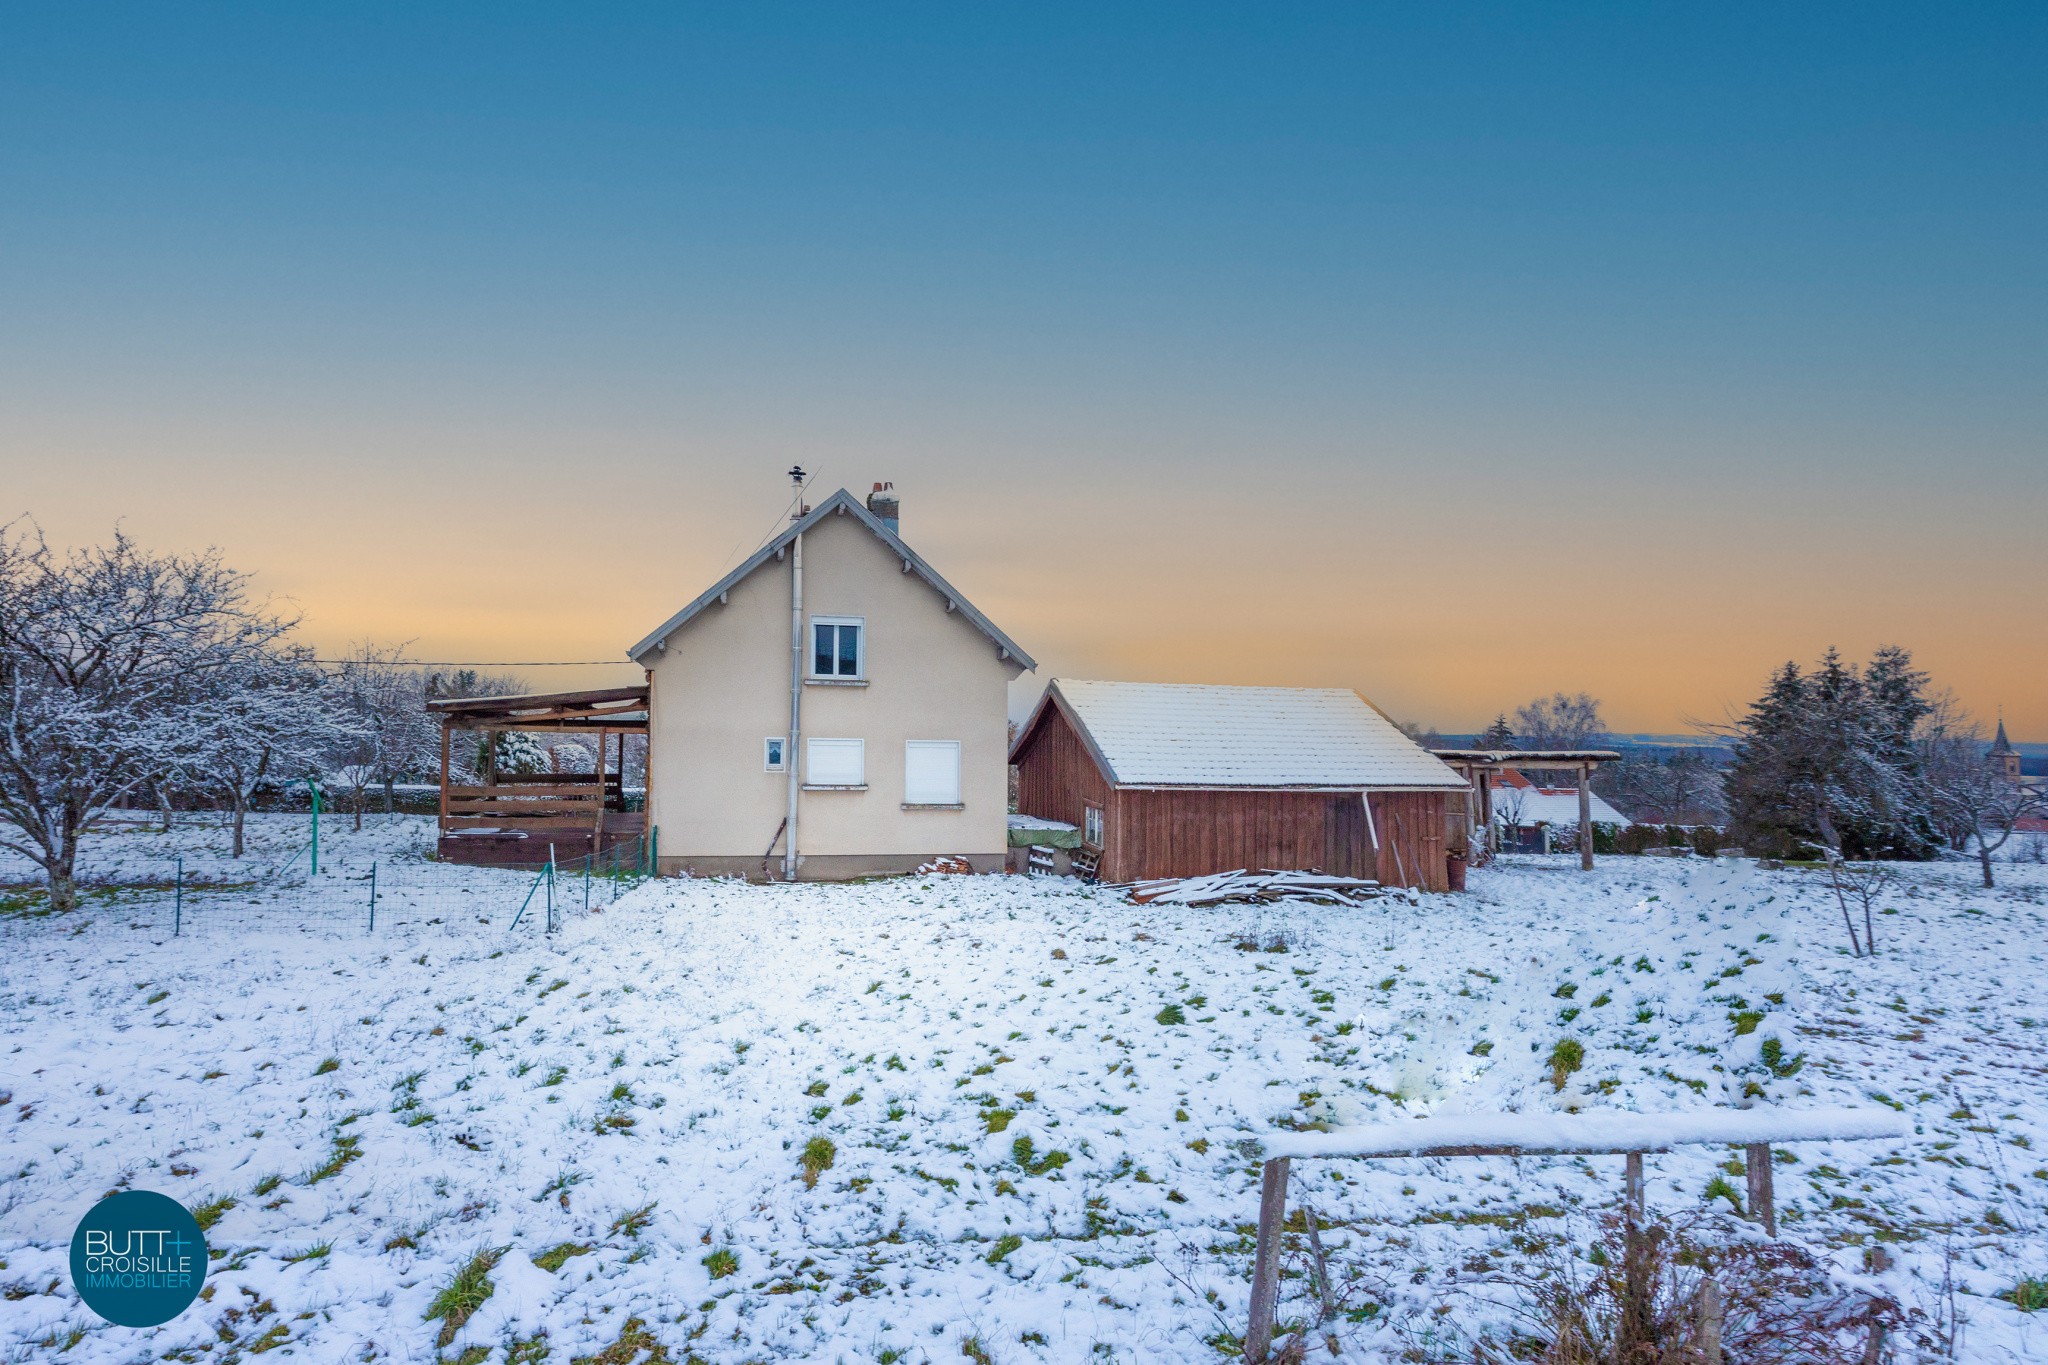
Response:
[788, 465, 807, 520]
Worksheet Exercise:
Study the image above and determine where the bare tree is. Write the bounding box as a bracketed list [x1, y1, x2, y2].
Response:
[333, 642, 440, 826]
[1919, 701, 2043, 889]
[0, 523, 295, 909]
[175, 646, 365, 857]
[1513, 692, 1607, 748]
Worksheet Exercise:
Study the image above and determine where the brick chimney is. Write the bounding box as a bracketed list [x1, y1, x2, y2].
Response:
[866, 481, 900, 534]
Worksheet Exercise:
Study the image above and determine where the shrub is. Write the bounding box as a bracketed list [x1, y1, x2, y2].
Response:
[1616, 824, 1662, 856]
[1475, 1211, 1904, 1364]
[1689, 825, 1725, 857]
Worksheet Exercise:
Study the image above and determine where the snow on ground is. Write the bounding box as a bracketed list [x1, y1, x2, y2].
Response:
[3, 817, 2046, 1363]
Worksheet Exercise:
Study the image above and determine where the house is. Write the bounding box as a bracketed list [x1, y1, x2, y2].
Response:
[1485, 766, 1631, 853]
[625, 483, 1034, 879]
[1008, 680, 1471, 890]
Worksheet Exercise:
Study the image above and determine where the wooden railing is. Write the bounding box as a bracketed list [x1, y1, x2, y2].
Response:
[1241, 1107, 1910, 1364]
[442, 781, 607, 831]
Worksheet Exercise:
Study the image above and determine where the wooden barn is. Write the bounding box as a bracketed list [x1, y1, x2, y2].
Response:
[1008, 680, 1470, 890]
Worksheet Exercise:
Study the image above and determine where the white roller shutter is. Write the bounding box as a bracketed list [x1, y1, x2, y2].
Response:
[903, 740, 961, 804]
[805, 737, 865, 787]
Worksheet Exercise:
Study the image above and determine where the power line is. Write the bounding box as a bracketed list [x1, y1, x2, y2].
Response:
[310, 659, 630, 668]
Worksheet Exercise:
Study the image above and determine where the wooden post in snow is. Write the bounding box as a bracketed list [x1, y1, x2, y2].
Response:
[1697, 1279, 1725, 1365]
[1577, 762, 1595, 871]
[1624, 1150, 1644, 1216]
[438, 722, 451, 833]
[1745, 1143, 1776, 1235]
[1245, 1156, 1290, 1363]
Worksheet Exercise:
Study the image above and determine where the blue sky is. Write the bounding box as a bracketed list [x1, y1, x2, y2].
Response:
[3, 4, 2043, 731]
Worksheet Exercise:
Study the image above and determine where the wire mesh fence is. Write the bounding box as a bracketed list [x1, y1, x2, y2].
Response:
[2, 817, 655, 941]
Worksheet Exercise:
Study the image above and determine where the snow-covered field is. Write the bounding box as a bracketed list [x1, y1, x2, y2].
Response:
[3, 816, 2045, 1362]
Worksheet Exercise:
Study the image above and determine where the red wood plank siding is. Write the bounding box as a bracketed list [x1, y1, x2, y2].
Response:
[1367, 791, 1451, 892]
[1012, 702, 1111, 832]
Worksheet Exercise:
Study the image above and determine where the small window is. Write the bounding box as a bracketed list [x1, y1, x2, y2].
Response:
[1083, 804, 1104, 848]
[805, 737, 865, 786]
[904, 740, 961, 804]
[763, 737, 787, 772]
[810, 617, 864, 678]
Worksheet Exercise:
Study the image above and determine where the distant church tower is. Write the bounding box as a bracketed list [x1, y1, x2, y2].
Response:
[1988, 715, 2022, 784]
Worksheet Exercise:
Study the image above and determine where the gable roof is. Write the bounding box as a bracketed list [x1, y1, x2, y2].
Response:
[1017, 679, 1467, 790]
[626, 488, 1035, 669]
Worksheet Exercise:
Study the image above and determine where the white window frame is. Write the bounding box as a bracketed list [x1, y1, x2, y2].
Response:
[809, 615, 866, 680]
[804, 736, 865, 788]
[763, 737, 787, 772]
[903, 740, 962, 806]
[1083, 804, 1104, 848]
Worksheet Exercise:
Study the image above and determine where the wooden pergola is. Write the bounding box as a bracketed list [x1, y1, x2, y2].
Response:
[1431, 748, 1622, 871]
[426, 686, 650, 866]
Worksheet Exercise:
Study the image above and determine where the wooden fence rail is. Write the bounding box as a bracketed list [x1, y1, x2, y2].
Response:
[1241, 1107, 1911, 1364]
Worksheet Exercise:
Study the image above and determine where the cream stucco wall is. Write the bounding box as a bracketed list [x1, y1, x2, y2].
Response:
[644, 510, 1023, 878]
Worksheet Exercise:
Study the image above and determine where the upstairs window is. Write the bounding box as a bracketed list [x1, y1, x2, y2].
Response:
[811, 617, 864, 678]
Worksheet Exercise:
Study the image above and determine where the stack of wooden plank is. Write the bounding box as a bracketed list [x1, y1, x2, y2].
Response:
[1127, 869, 1382, 906]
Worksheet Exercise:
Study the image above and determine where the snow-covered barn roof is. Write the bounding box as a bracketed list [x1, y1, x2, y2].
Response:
[1019, 680, 1468, 790]
[625, 488, 1034, 669]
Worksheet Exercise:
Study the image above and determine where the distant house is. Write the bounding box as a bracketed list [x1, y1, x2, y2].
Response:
[625, 484, 1034, 879]
[1008, 680, 1470, 890]
[1487, 767, 1631, 853]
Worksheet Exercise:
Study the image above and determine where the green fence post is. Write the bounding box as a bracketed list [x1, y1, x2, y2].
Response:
[307, 777, 321, 876]
[173, 857, 183, 937]
[368, 861, 378, 934]
[546, 845, 556, 934]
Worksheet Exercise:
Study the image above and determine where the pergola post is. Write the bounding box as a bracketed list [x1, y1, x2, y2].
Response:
[1577, 761, 1594, 871]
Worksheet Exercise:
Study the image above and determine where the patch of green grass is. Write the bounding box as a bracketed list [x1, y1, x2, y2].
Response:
[1760, 1036, 1806, 1077]
[251, 1173, 283, 1196]
[986, 1233, 1023, 1265]
[1155, 1003, 1186, 1025]
[533, 1241, 592, 1273]
[805, 1079, 829, 1097]
[1548, 1038, 1584, 1091]
[192, 1195, 236, 1231]
[609, 1201, 657, 1238]
[570, 1315, 669, 1365]
[1703, 1174, 1744, 1212]
[1731, 1009, 1766, 1036]
[982, 1108, 1016, 1135]
[279, 1241, 332, 1264]
[425, 1246, 505, 1347]
[312, 1057, 339, 1077]
[702, 1247, 738, 1279]
[2005, 1277, 2048, 1313]
[1012, 1135, 1070, 1176]
[960, 1338, 993, 1365]
[800, 1136, 836, 1189]
[304, 1133, 362, 1185]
